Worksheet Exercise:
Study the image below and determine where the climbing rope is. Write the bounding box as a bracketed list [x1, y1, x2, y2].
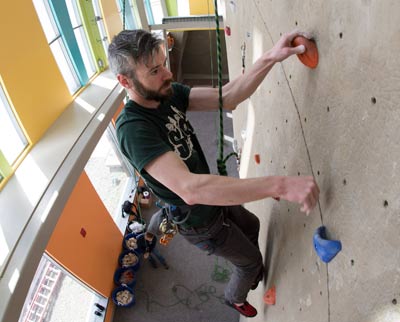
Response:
[122, 0, 126, 31]
[213, 0, 237, 176]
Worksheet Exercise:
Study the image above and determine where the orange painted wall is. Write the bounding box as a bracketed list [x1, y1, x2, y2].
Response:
[46, 171, 123, 298]
[0, 0, 72, 144]
[189, 0, 215, 15]
[100, 0, 122, 42]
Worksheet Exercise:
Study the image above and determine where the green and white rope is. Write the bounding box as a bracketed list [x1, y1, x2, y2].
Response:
[213, 0, 237, 176]
[122, 0, 126, 30]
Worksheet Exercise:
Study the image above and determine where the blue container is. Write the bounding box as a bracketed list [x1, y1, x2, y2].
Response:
[123, 232, 141, 252]
[113, 267, 137, 288]
[118, 250, 141, 270]
[111, 285, 136, 307]
[313, 226, 342, 263]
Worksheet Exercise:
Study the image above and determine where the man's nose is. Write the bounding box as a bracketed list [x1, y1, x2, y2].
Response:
[163, 67, 173, 80]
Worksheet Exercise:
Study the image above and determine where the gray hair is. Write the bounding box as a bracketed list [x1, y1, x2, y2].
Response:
[108, 29, 163, 78]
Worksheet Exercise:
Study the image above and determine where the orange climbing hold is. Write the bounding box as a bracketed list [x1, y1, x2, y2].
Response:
[292, 36, 319, 69]
[263, 285, 276, 305]
[254, 154, 260, 164]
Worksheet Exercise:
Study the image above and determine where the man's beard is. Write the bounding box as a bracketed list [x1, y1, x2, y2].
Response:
[132, 78, 173, 102]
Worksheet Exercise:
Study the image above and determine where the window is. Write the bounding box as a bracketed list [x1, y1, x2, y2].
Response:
[0, 83, 28, 183]
[144, 0, 165, 25]
[92, 0, 110, 55]
[33, 0, 81, 93]
[33, 0, 104, 94]
[143, 0, 155, 25]
[65, 0, 97, 78]
[19, 254, 108, 322]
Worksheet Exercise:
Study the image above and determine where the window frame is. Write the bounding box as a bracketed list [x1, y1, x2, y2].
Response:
[0, 83, 29, 186]
[77, 0, 109, 72]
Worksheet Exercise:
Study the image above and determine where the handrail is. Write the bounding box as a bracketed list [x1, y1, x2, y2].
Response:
[0, 69, 125, 322]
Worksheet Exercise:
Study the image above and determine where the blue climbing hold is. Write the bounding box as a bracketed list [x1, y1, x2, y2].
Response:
[313, 226, 342, 263]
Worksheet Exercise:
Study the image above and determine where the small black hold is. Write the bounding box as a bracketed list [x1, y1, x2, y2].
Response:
[393, 299, 397, 305]
[302, 268, 304, 272]
[339, 32, 343, 39]
[271, 160, 273, 163]
[351, 259, 354, 266]
[384, 200, 389, 208]
[289, 74, 292, 79]
[280, 32, 282, 36]
[317, 171, 320, 176]
[304, 117, 307, 122]
[304, 223, 306, 228]
[327, 106, 330, 112]
[299, 307, 302, 312]
[320, 291, 323, 296]
[371, 97, 377, 104]
[277, 81, 280, 85]
[295, 21, 298, 26]
[286, 119, 288, 123]
[343, 178, 347, 185]
[283, 165, 286, 169]
[276, 127, 278, 131]
[298, 172, 301, 176]
[288, 208, 290, 212]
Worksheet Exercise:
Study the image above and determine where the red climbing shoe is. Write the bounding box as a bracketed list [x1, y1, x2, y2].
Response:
[225, 300, 257, 318]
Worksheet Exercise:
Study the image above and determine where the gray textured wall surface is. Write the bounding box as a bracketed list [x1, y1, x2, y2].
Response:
[223, 0, 400, 321]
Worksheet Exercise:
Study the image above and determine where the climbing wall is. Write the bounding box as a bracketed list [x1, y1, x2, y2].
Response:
[223, 0, 400, 321]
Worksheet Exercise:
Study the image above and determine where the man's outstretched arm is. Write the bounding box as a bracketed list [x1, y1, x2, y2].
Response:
[145, 151, 319, 214]
[188, 30, 310, 111]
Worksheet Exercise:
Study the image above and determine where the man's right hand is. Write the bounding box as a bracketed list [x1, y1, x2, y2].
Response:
[278, 176, 320, 215]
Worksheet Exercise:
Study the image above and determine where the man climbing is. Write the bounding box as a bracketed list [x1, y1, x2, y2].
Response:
[109, 29, 319, 318]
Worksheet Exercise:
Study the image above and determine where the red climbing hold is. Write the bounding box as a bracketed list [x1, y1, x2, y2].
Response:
[254, 154, 260, 164]
[225, 26, 231, 36]
[292, 36, 319, 69]
[263, 285, 276, 305]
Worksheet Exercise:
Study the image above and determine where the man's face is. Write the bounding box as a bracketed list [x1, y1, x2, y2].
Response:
[131, 47, 173, 102]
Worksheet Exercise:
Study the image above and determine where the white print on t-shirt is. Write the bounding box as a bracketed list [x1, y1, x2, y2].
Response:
[165, 105, 194, 160]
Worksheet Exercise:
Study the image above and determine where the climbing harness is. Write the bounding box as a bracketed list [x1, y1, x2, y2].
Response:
[157, 205, 187, 246]
[159, 214, 178, 246]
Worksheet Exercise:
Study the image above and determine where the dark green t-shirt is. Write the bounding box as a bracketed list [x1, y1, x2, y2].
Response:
[115, 83, 220, 227]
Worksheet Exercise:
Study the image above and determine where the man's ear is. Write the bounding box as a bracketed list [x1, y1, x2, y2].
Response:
[117, 74, 131, 89]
